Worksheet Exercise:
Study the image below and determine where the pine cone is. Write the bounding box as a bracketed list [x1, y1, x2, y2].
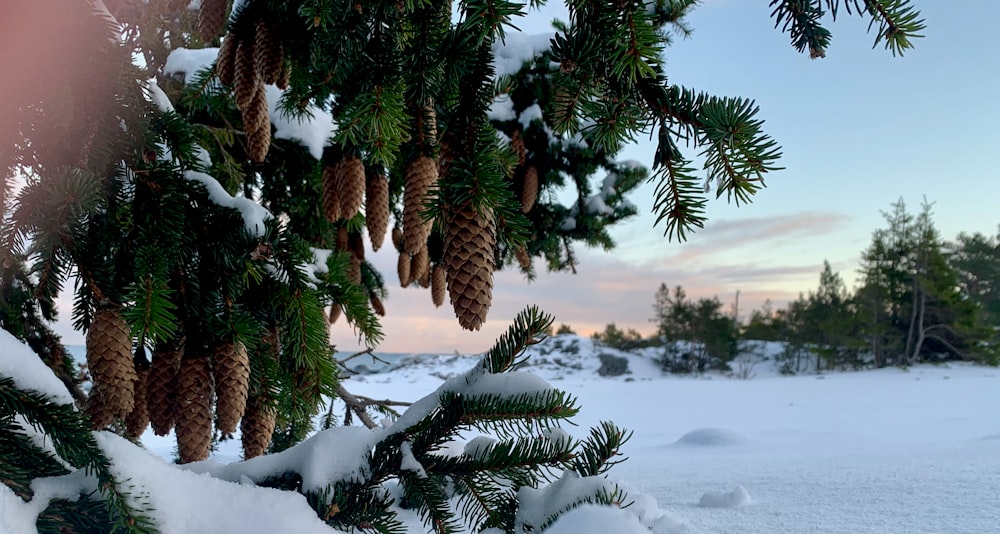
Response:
[241, 395, 276, 459]
[276, 62, 290, 90]
[397, 251, 411, 287]
[444, 204, 496, 331]
[85, 308, 136, 429]
[347, 255, 362, 285]
[511, 130, 526, 166]
[254, 21, 283, 85]
[412, 246, 430, 287]
[515, 246, 532, 270]
[337, 155, 366, 220]
[245, 85, 271, 163]
[198, 0, 228, 43]
[391, 226, 403, 252]
[233, 38, 259, 113]
[329, 304, 341, 324]
[370, 295, 386, 317]
[431, 264, 446, 308]
[216, 36, 237, 86]
[147, 345, 182, 436]
[321, 165, 341, 222]
[336, 225, 349, 251]
[366, 173, 389, 251]
[175, 355, 213, 463]
[521, 165, 538, 213]
[402, 155, 437, 255]
[125, 358, 150, 440]
[213, 341, 249, 435]
[348, 231, 365, 261]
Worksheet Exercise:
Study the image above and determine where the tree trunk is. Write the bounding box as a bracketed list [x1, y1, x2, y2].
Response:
[909, 291, 926, 363]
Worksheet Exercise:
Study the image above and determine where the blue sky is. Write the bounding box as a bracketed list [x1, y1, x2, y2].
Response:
[330, 1, 1000, 354]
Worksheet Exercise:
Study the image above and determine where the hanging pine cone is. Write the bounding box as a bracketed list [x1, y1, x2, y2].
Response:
[402, 155, 437, 255]
[421, 101, 438, 148]
[511, 130, 527, 166]
[444, 204, 496, 330]
[348, 231, 365, 261]
[347, 255, 363, 285]
[321, 165, 341, 222]
[366, 172, 389, 251]
[147, 344, 182, 436]
[213, 341, 249, 435]
[216, 36, 237, 86]
[241, 395, 276, 460]
[254, 21, 283, 85]
[245, 85, 271, 163]
[431, 264, 446, 308]
[198, 0, 228, 43]
[521, 165, 538, 213]
[412, 246, 430, 287]
[124, 355, 150, 440]
[329, 304, 342, 324]
[337, 155, 366, 220]
[276, 62, 291, 90]
[336, 225, 349, 251]
[175, 355, 213, 463]
[391, 226, 403, 252]
[397, 251, 411, 287]
[370, 295, 386, 317]
[85, 308, 137, 429]
[515, 246, 532, 270]
[233, 38, 259, 113]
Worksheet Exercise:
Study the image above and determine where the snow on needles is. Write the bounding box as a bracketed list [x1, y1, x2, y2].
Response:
[492, 32, 554, 77]
[163, 47, 336, 160]
[184, 171, 271, 237]
[0, 329, 74, 405]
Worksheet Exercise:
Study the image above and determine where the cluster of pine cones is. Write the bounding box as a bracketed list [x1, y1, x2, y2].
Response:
[85, 308, 274, 463]
[213, 16, 288, 163]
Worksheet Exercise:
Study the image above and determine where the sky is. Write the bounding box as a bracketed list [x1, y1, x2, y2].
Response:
[49, 1, 1000, 354]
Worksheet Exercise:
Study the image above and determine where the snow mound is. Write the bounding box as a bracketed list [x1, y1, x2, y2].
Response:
[698, 486, 752, 508]
[541, 504, 654, 534]
[0, 329, 74, 405]
[674, 428, 745, 447]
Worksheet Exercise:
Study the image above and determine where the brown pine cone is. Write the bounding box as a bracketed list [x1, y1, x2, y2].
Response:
[215, 36, 237, 86]
[511, 130, 527, 166]
[521, 165, 538, 213]
[233, 38, 259, 113]
[241, 395, 276, 459]
[402, 155, 437, 255]
[175, 355, 213, 463]
[335, 225, 349, 251]
[515, 246, 532, 270]
[254, 21, 283, 85]
[444, 204, 496, 331]
[212, 341, 249, 435]
[412, 246, 430, 287]
[147, 345, 182, 436]
[245, 85, 271, 163]
[431, 264, 446, 308]
[348, 231, 365, 261]
[198, 0, 228, 43]
[370, 295, 386, 317]
[397, 251, 411, 288]
[329, 304, 342, 324]
[347, 255, 362, 285]
[276, 62, 291, 90]
[337, 155, 366, 220]
[85, 308, 136, 429]
[124, 357, 150, 440]
[321, 165, 341, 222]
[391, 226, 403, 252]
[366, 172, 389, 251]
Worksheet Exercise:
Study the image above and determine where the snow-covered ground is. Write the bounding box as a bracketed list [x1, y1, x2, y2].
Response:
[5, 333, 1000, 533]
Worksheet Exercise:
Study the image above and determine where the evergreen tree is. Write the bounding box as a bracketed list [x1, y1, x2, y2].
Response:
[2, 0, 926, 531]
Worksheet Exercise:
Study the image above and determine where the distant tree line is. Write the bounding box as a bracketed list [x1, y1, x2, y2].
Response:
[590, 199, 1000, 373]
